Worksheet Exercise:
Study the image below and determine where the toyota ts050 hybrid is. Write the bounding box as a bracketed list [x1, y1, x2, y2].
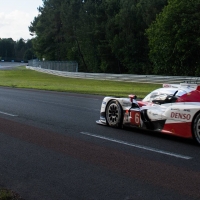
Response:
[96, 83, 200, 145]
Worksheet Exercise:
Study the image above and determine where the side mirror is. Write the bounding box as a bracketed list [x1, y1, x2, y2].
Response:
[129, 94, 137, 102]
[129, 95, 139, 108]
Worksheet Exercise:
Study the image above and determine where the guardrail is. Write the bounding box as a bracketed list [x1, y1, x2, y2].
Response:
[26, 66, 200, 84]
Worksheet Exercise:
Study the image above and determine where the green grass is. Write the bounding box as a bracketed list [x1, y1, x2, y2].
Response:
[0, 188, 22, 200]
[0, 189, 12, 200]
[0, 66, 161, 98]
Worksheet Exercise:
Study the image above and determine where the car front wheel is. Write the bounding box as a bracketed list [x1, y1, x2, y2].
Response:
[106, 100, 123, 128]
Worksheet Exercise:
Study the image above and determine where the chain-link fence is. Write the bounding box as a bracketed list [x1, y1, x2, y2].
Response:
[28, 60, 78, 72]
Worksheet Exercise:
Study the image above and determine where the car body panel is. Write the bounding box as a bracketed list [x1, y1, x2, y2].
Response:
[96, 83, 200, 142]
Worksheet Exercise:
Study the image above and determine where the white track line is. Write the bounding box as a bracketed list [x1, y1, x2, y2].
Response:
[80, 132, 192, 160]
[0, 111, 18, 117]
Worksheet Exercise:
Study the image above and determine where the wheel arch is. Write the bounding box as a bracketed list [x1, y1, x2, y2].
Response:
[104, 98, 125, 113]
[105, 98, 119, 110]
[191, 110, 200, 144]
[191, 110, 200, 131]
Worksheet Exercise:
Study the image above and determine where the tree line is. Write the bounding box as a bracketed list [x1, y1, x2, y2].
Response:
[147, 0, 200, 76]
[2, 0, 200, 76]
[29, 0, 169, 74]
[0, 38, 35, 62]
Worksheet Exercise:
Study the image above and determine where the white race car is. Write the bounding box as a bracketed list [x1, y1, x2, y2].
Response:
[96, 83, 200, 145]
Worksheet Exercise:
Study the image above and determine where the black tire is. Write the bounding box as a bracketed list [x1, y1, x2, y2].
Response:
[192, 112, 200, 145]
[106, 100, 123, 127]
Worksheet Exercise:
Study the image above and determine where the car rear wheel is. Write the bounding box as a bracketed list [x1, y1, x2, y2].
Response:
[192, 112, 200, 144]
[106, 100, 123, 127]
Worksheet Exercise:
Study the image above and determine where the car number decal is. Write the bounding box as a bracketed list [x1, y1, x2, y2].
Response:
[131, 111, 141, 126]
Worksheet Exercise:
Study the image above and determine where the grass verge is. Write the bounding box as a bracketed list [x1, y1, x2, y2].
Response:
[0, 188, 23, 200]
[0, 66, 161, 98]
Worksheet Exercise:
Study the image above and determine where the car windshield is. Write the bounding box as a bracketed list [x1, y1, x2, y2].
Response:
[142, 88, 186, 103]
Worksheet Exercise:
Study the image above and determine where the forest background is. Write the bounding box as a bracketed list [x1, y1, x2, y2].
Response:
[1, 0, 200, 76]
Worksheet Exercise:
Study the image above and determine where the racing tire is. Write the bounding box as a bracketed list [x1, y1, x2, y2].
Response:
[192, 112, 200, 145]
[105, 100, 123, 128]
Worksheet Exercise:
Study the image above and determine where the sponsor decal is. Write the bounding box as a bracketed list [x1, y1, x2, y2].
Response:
[171, 112, 191, 120]
[171, 108, 180, 111]
[102, 101, 107, 105]
[124, 110, 130, 122]
[183, 109, 190, 112]
[122, 103, 131, 106]
[163, 84, 170, 88]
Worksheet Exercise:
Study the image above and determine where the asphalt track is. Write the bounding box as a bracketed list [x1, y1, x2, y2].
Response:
[0, 64, 200, 199]
[0, 61, 24, 70]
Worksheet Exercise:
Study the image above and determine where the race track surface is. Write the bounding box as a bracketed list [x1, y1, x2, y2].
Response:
[0, 61, 25, 70]
[0, 87, 200, 199]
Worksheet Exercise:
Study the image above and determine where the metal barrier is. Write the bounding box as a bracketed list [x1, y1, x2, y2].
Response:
[26, 66, 200, 84]
[28, 60, 78, 72]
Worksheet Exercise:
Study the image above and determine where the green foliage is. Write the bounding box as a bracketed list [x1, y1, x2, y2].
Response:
[29, 0, 66, 60]
[0, 38, 34, 62]
[0, 189, 22, 200]
[146, 0, 200, 76]
[0, 189, 12, 200]
[29, 0, 167, 74]
[0, 38, 15, 61]
[4, 0, 199, 76]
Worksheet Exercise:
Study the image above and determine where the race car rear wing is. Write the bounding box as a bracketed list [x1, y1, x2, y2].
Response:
[163, 84, 180, 88]
[163, 83, 199, 90]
